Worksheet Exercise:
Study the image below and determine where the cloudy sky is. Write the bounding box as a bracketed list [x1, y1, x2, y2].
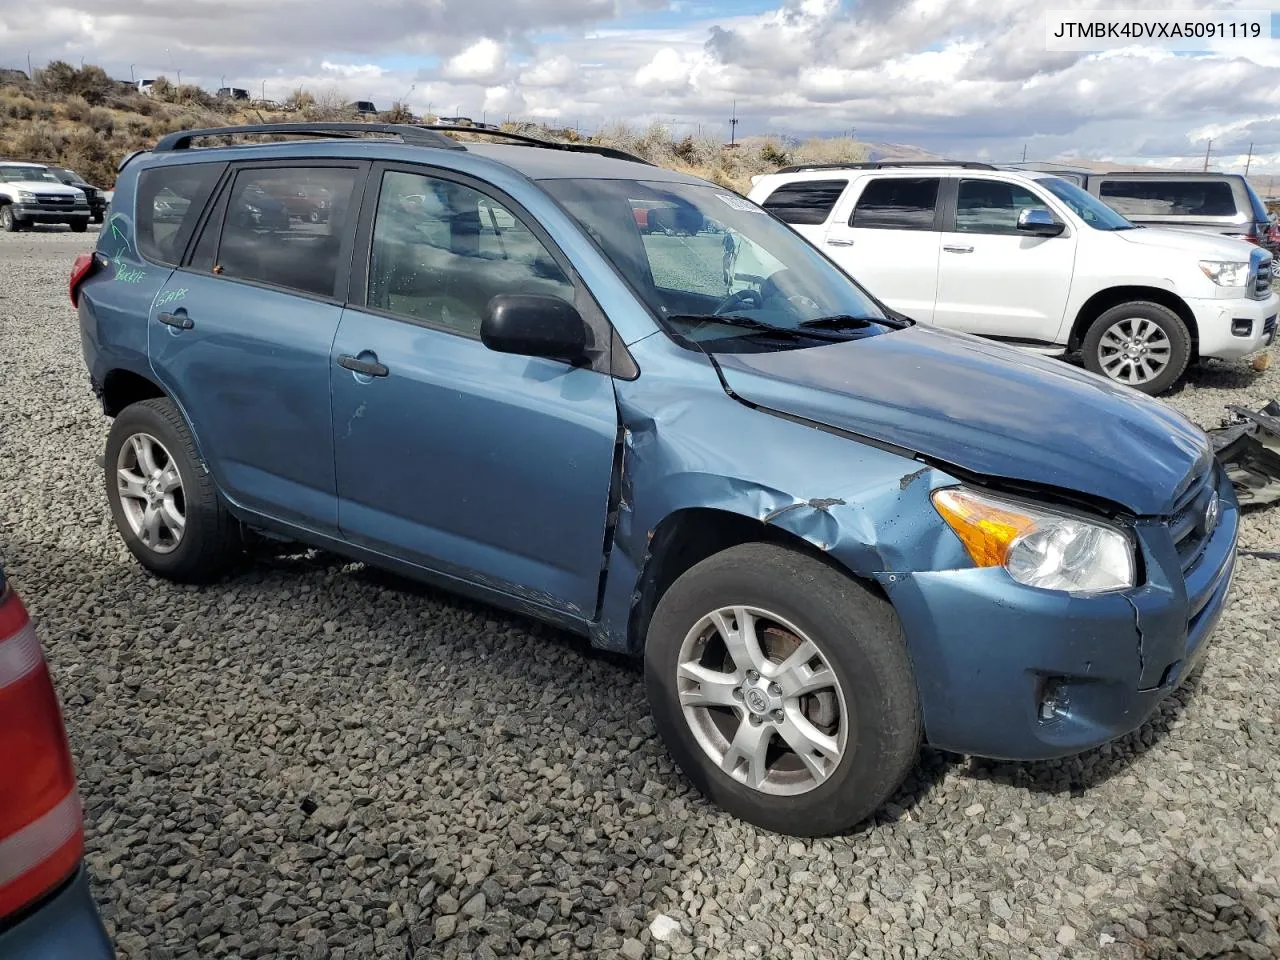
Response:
[5, 0, 1280, 173]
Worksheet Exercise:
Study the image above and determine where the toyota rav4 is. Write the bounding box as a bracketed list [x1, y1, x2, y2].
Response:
[75, 124, 1238, 835]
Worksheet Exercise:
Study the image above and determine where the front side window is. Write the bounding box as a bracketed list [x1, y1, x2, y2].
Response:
[850, 177, 940, 231]
[136, 162, 224, 265]
[760, 180, 848, 225]
[213, 166, 360, 297]
[1099, 179, 1238, 218]
[542, 177, 892, 350]
[955, 179, 1053, 235]
[1039, 177, 1135, 231]
[366, 170, 573, 336]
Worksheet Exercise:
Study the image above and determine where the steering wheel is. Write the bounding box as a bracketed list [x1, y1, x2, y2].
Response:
[714, 288, 764, 315]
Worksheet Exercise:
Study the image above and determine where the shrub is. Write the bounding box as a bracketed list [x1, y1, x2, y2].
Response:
[63, 95, 91, 123]
[87, 107, 115, 136]
[36, 61, 113, 104]
[790, 136, 868, 166]
[285, 87, 315, 112]
[758, 138, 789, 166]
[379, 102, 414, 124]
[1, 96, 36, 120]
[7, 120, 65, 162]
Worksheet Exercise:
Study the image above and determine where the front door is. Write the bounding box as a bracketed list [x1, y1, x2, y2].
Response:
[932, 177, 1077, 342]
[331, 167, 618, 618]
[147, 161, 365, 532]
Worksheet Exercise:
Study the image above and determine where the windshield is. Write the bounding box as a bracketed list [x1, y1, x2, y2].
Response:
[1039, 177, 1135, 230]
[542, 178, 894, 349]
[0, 165, 59, 184]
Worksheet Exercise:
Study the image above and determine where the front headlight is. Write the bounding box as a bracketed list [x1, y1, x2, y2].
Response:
[16, 190, 35, 202]
[932, 487, 1134, 594]
[1199, 260, 1250, 287]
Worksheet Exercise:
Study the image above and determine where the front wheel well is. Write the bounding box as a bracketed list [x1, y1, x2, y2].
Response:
[1068, 286, 1198, 352]
[626, 507, 880, 655]
[101, 369, 166, 417]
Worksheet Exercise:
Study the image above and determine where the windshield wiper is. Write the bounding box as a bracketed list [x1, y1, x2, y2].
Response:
[799, 314, 878, 330]
[666, 314, 863, 342]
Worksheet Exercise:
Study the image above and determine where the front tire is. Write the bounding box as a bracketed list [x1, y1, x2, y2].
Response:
[645, 543, 921, 836]
[105, 398, 242, 583]
[0, 205, 17, 232]
[70, 219, 89, 233]
[1082, 301, 1191, 395]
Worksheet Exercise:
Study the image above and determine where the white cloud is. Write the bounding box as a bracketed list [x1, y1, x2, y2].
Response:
[320, 61, 384, 80]
[520, 55, 576, 88]
[442, 38, 506, 82]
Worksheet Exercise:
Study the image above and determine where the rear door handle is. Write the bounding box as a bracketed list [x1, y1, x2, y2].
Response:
[157, 310, 193, 329]
[337, 354, 389, 377]
[826, 238, 855, 247]
[943, 244, 974, 254]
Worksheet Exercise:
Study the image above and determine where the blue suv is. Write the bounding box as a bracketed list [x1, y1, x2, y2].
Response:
[75, 123, 1238, 836]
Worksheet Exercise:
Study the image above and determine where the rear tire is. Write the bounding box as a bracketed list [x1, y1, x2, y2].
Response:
[1082, 301, 1191, 395]
[644, 543, 921, 836]
[105, 398, 242, 583]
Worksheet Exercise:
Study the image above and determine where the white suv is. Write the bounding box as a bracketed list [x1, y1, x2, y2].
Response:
[748, 162, 1278, 394]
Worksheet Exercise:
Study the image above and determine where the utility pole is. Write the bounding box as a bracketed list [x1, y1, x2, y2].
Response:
[130, 64, 136, 82]
[1203, 138, 1212, 172]
[1245, 141, 1254, 176]
[26, 51, 31, 79]
[1021, 143, 1027, 162]
[729, 99, 739, 146]
[261, 80, 266, 101]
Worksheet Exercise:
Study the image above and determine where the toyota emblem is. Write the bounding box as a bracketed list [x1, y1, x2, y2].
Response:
[1203, 492, 1221, 535]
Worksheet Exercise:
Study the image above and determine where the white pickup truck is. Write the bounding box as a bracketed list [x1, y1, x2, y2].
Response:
[0, 161, 92, 233]
[748, 162, 1277, 394]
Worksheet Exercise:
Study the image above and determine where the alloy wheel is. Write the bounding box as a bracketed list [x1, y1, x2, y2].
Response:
[116, 432, 186, 554]
[1097, 316, 1172, 385]
[676, 605, 848, 796]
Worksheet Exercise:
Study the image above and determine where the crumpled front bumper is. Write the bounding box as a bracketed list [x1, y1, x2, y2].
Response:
[875, 471, 1239, 761]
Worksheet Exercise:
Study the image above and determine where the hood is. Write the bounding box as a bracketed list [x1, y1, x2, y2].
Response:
[712, 325, 1211, 515]
[9, 180, 83, 195]
[1115, 225, 1261, 259]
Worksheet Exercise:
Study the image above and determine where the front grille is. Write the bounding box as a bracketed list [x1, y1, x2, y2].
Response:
[34, 193, 74, 206]
[1168, 465, 1216, 571]
[1254, 260, 1272, 298]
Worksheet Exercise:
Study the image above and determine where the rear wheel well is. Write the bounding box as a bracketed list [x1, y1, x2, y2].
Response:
[101, 369, 166, 417]
[627, 507, 877, 655]
[1069, 286, 1198, 353]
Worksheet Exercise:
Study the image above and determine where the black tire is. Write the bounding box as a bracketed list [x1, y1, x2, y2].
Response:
[70, 219, 88, 233]
[104, 398, 242, 583]
[645, 543, 921, 836]
[91, 212, 104, 225]
[1082, 301, 1191, 395]
[0, 205, 17, 232]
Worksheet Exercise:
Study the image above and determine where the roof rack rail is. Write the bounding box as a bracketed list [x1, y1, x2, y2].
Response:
[775, 160, 997, 173]
[423, 124, 654, 166]
[152, 122, 464, 153]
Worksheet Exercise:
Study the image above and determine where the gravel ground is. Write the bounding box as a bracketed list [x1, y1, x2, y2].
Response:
[1, 226, 1278, 960]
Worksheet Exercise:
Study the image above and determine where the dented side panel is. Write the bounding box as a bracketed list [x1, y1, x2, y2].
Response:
[593, 333, 971, 651]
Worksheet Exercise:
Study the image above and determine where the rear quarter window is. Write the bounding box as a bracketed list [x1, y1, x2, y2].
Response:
[760, 179, 848, 225]
[135, 163, 224, 265]
[1098, 179, 1238, 218]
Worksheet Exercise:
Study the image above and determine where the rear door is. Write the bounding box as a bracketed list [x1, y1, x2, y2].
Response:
[822, 176, 942, 322]
[147, 160, 367, 533]
[330, 164, 618, 619]
[933, 177, 1076, 342]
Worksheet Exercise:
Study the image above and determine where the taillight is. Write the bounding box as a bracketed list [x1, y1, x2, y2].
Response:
[69, 253, 98, 307]
[0, 582, 83, 920]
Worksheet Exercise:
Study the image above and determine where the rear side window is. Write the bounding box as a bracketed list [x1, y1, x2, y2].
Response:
[136, 163, 223, 265]
[851, 178, 940, 230]
[760, 180, 847, 225]
[1098, 179, 1238, 218]
[211, 166, 361, 298]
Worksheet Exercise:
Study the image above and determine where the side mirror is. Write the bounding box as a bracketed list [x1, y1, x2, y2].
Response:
[1017, 207, 1065, 237]
[481, 294, 587, 364]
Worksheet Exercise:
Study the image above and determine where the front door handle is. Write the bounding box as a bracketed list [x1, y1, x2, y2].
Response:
[826, 238, 855, 247]
[337, 354, 389, 377]
[943, 244, 974, 254]
[157, 309, 193, 329]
